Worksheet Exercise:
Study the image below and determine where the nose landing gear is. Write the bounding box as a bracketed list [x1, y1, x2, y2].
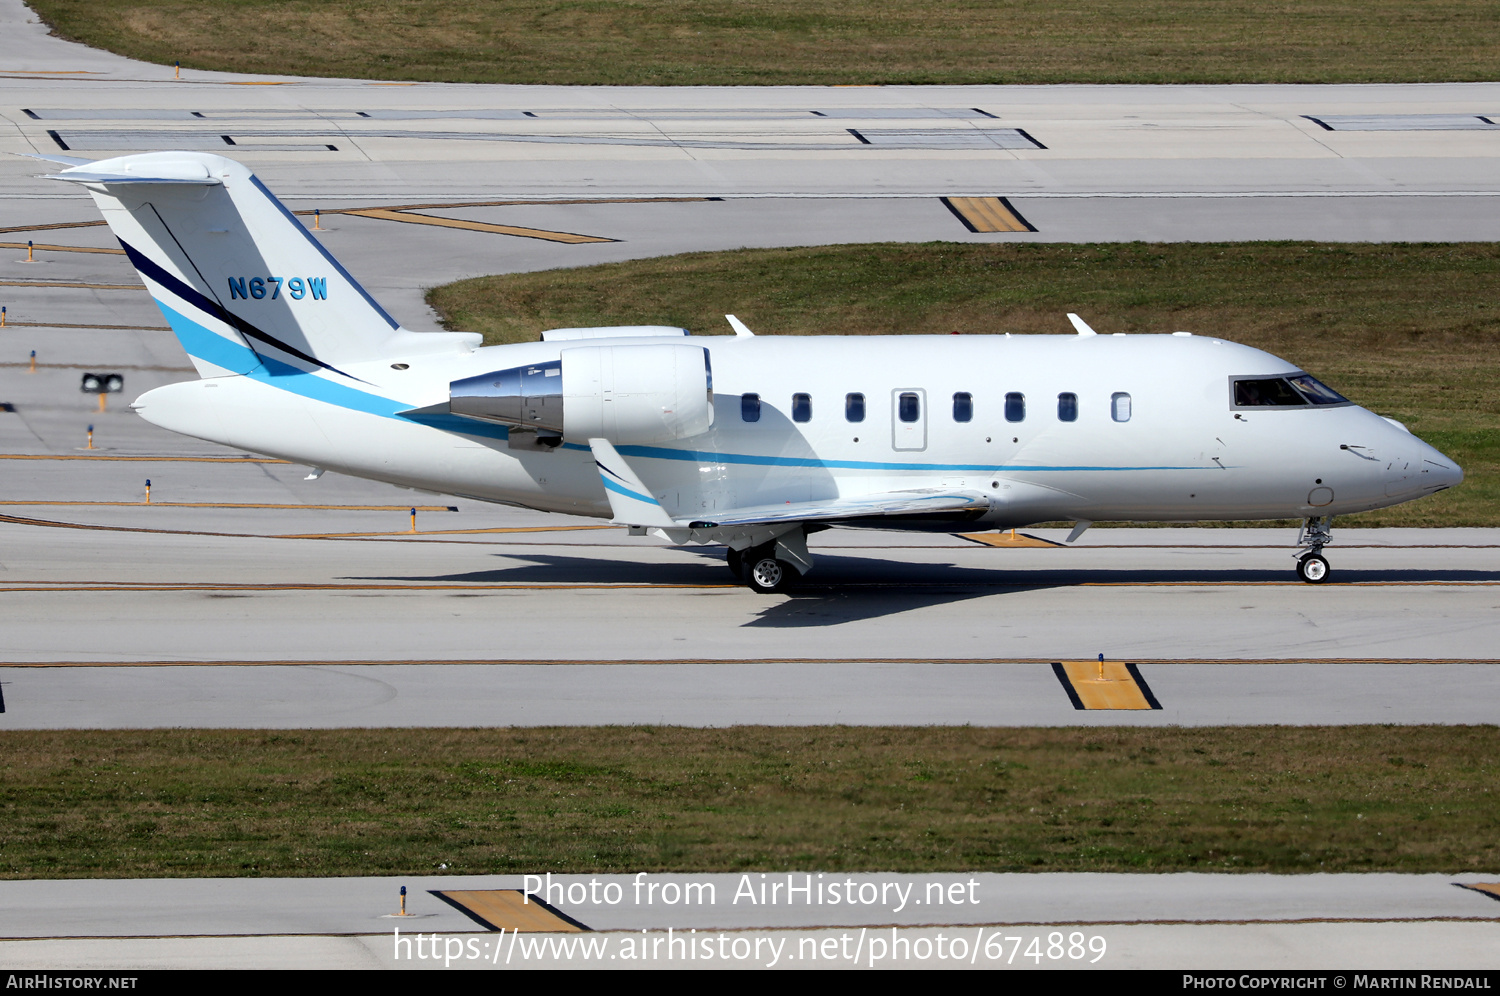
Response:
[1295, 516, 1333, 584]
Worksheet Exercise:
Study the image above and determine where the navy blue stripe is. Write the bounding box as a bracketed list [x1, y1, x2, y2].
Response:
[118, 237, 360, 382]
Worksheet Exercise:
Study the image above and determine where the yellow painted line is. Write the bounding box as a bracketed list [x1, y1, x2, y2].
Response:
[0, 583, 736, 592]
[437, 891, 587, 933]
[2, 321, 168, 330]
[960, 530, 1061, 548]
[341, 208, 615, 244]
[277, 524, 611, 538]
[0, 454, 289, 463]
[223, 81, 295, 85]
[0, 242, 124, 255]
[5, 656, 1499, 668]
[0, 280, 139, 290]
[941, 196, 1036, 234]
[0, 221, 108, 235]
[1054, 660, 1161, 710]
[0, 501, 457, 511]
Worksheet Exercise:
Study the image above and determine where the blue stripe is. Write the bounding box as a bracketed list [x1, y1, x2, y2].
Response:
[155, 299, 1212, 476]
[120, 237, 361, 381]
[158, 301, 510, 441]
[599, 475, 657, 505]
[616, 442, 1203, 474]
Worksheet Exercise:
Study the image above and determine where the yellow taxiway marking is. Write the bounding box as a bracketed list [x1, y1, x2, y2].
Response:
[437, 891, 587, 933]
[0, 501, 457, 511]
[340, 208, 615, 244]
[941, 196, 1036, 233]
[960, 530, 1061, 548]
[0, 220, 108, 235]
[0, 280, 139, 290]
[1053, 660, 1162, 710]
[0, 583, 736, 592]
[5, 656, 1498, 668]
[0, 241, 124, 255]
[278, 524, 612, 538]
[0, 454, 289, 463]
[1, 321, 168, 330]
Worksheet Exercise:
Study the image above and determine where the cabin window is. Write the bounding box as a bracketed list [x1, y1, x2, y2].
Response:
[792, 393, 812, 423]
[1057, 392, 1078, 422]
[898, 392, 921, 423]
[1111, 392, 1132, 422]
[952, 392, 973, 422]
[845, 393, 866, 422]
[741, 393, 761, 422]
[1005, 392, 1025, 422]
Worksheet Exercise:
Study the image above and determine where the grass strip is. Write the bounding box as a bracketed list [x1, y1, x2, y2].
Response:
[26, 0, 1500, 86]
[1, 726, 1496, 879]
[429, 241, 1500, 528]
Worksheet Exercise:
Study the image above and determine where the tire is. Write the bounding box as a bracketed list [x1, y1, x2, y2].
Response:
[745, 556, 793, 594]
[727, 547, 743, 579]
[1297, 552, 1330, 584]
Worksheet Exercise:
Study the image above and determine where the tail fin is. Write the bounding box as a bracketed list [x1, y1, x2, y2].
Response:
[48, 152, 460, 379]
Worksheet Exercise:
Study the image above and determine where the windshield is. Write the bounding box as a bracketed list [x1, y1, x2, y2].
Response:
[1232, 373, 1350, 408]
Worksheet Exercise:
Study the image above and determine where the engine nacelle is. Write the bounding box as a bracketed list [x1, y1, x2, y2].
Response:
[449, 342, 713, 445]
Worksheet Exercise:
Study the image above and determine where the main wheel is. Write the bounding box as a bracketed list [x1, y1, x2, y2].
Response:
[745, 555, 794, 594]
[726, 547, 743, 579]
[1297, 552, 1330, 584]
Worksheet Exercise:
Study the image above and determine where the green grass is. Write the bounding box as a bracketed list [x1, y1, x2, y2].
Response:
[27, 0, 1500, 85]
[428, 241, 1500, 527]
[2, 727, 1496, 878]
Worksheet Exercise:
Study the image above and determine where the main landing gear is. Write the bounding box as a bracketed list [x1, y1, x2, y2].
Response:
[727, 540, 804, 594]
[1295, 515, 1333, 584]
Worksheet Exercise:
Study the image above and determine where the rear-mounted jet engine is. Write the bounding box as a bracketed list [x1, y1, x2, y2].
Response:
[449, 342, 714, 450]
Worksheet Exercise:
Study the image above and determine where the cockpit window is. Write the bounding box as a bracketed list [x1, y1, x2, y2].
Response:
[1232, 375, 1350, 408]
[1286, 374, 1349, 406]
[1234, 378, 1306, 407]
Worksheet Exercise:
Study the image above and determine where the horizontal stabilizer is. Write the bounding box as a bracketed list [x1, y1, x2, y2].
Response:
[18, 152, 95, 167]
[687, 488, 990, 528]
[47, 158, 221, 186]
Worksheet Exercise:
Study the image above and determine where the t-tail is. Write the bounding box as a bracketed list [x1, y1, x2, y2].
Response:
[42, 151, 469, 380]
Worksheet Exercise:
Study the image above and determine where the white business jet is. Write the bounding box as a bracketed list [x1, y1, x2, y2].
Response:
[38, 152, 1461, 591]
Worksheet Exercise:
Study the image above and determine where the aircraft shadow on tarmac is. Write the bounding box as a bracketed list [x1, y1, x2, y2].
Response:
[353, 551, 1500, 627]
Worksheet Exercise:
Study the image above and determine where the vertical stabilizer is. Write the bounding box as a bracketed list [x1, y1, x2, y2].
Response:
[47, 152, 414, 380]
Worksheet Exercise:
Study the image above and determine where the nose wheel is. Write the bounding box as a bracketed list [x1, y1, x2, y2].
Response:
[1296, 552, 1330, 584]
[1294, 515, 1334, 584]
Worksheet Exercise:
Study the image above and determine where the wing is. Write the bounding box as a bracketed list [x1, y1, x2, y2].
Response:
[681, 489, 990, 528]
[587, 440, 990, 528]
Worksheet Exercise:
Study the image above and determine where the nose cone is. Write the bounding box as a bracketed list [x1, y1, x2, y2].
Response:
[1396, 421, 1463, 493]
[1420, 440, 1464, 491]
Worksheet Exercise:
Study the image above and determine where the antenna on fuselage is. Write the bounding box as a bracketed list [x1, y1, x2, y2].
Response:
[725, 314, 755, 337]
[1067, 313, 1098, 337]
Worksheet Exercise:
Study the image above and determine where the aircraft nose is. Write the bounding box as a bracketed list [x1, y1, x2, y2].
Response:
[1410, 432, 1463, 491]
